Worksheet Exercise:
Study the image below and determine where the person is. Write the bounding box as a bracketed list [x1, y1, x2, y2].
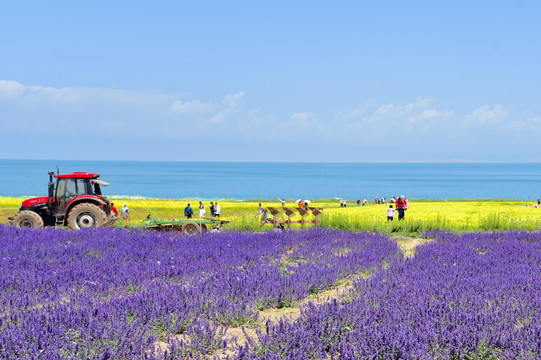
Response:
[214, 202, 221, 218]
[340, 199, 344, 207]
[357, 199, 361, 206]
[184, 203, 193, 219]
[280, 199, 286, 206]
[538, 198, 540, 206]
[110, 203, 118, 217]
[395, 196, 406, 221]
[198, 201, 206, 219]
[387, 205, 395, 221]
[210, 202, 215, 218]
[258, 203, 267, 221]
[375, 196, 379, 204]
[121, 203, 130, 221]
[343, 199, 347, 207]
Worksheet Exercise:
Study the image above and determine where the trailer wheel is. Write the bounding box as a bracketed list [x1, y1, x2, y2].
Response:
[67, 203, 107, 230]
[200, 224, 208, 234]
[182, 221, 200, 235]
[11, 211, 44, 229]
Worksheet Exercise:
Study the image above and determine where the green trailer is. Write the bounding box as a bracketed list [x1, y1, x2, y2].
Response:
[138, 216, 231, 234]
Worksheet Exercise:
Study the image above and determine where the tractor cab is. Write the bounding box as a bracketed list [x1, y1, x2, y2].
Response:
[53, 172, 110, 215]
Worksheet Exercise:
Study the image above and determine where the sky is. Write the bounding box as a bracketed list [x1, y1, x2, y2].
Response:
[1, 1, 540, 162]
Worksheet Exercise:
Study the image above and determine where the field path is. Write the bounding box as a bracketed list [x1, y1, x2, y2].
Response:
[206, 235, 433, 359]
[394, 235, 434, 257]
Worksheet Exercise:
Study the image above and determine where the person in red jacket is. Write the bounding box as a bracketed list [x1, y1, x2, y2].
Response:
[395, 195, 406, 221]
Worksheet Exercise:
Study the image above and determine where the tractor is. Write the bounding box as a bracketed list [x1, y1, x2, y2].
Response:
[10, 171, 117, 230]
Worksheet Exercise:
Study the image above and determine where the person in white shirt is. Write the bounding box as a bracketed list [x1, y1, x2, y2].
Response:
[121, 203, 130, 220]
[387, 205, 395, 221]
[198, 201, 206, 218]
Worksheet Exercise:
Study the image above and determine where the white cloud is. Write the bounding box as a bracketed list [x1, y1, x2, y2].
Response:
[340, 97, 455, 140]
[509, 116, 541, 132]
[334, 100, 376, 120]
[408, 109, 454, 135]
[0, 80, 179, 137]
[2, 79, 540, 161]
[210, 91, 245, 124]
[168, 91, 245, 125]
[169, 99, 215, 115]
[289, 112, 317, 125]
[463, 105, 508, 125]
[0, 80, 91, 103]
[237, 108, 275, 131]
[414, 96, 431, 109]
[0, 80, 26, 99]
[273, 112, 333, 142]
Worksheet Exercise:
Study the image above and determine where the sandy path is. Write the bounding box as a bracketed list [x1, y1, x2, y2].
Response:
[156, 235, 434, 359]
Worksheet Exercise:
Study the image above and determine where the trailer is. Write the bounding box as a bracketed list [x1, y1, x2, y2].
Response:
[138, 216, 231, 234]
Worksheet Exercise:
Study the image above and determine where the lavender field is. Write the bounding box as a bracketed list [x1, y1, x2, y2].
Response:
[239, 232, 541, 359]
[0, 227, 399, 359]
[1, 227, 540, 359]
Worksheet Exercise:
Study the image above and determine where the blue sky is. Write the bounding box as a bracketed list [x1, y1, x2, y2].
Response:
[1, 1, 540, 162]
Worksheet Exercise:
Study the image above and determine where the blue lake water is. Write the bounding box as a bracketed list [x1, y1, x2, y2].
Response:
[0, 160, 540, 200]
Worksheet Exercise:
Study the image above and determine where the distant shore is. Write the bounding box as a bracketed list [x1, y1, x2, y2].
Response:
[0, 195, 538, 202]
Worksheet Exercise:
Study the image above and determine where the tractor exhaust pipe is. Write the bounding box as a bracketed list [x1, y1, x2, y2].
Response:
[48, 171, 55, 209]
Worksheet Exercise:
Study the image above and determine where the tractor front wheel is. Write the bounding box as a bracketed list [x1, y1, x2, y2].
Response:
[11, 211, 44, 229]
[67, 203, 108, 230]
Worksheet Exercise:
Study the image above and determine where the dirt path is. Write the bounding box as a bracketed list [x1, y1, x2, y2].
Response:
[158, 236, 434, 359]
[210, 276, 361, 359]
[394, 235, 434, 258]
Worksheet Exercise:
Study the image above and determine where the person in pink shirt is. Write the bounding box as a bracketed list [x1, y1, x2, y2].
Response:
[395, 195, 406, 220]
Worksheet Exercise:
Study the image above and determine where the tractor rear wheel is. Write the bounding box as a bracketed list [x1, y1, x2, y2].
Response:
[67, 203, 107, 230]
[106, 212, 117, 227]
[182, 221, 200, 235]
[11, 211, 44, 229]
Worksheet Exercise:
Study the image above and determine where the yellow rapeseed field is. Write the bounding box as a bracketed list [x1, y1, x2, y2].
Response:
[1, 197, 540, 232]
[319, 199, 541, 232]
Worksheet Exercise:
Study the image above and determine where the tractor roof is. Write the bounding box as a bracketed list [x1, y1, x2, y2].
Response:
[56, 172, 100, 179]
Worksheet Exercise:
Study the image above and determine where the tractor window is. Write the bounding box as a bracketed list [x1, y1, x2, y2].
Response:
[63, 179, 77, 198]
[56, 179, 77, 199]
[75, 179, 87, 195]
[56, 180, 65, 197]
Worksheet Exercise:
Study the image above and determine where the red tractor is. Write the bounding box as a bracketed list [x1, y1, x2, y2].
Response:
[10, 171, 117, 230]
